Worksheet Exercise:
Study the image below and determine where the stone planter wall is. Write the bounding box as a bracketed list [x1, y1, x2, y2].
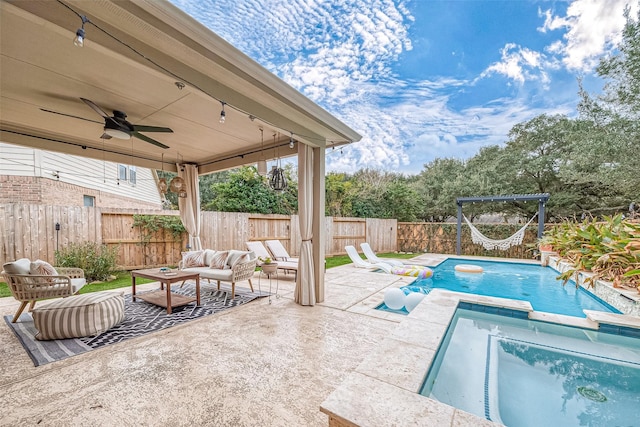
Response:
[549, 257, 640, 317]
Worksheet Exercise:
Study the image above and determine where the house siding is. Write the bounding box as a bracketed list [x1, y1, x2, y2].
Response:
[0, 142, 162, 209]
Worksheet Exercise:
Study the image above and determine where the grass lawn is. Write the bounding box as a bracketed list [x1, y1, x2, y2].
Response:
[1, 252, 421, 298]
[0, 271, 153, 298]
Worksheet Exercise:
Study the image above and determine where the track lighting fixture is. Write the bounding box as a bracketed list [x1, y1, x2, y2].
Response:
[219, 102, 226, 124]
[74, 15, 90, 47]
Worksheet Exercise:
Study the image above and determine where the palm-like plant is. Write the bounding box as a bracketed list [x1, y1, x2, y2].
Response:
[547, 215, 640, 290]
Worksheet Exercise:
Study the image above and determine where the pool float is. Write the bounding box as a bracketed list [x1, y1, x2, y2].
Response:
[390, 265, 433, 279]
[454, 264, 484, 273]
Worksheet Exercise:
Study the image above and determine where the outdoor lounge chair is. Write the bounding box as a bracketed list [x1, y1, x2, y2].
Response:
[360, 243, 404, 266]
[344, 245, 393, 273]
[264, 240, 299, 263]
[246, 241, 298, 279]
[1, 258, 87, 323]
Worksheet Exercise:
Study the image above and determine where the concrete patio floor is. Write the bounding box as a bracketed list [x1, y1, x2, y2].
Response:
[0, 254, 447, 426]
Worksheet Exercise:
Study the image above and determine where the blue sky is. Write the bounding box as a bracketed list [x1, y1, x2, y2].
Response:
[169, 0, 638, 175]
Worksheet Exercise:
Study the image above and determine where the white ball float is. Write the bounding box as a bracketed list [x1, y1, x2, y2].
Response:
[383, 288, 406, 310]
[404, 292, 426, 312]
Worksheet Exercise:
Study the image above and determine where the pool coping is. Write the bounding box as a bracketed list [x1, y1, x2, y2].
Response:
[320, 288, 640, 427]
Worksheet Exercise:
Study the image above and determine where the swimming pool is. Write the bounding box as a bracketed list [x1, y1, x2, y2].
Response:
[421, 306, 640, 426]
[379, 258, 620, 317]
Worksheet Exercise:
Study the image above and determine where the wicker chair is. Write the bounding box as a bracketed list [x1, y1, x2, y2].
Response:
[2, 267, 86, 323]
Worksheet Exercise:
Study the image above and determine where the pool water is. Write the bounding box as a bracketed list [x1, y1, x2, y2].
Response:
[421, 308, 640, 427]
[380, 259, 619, 317]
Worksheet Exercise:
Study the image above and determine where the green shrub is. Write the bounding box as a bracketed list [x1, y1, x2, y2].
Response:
[55, 242, 119, 282]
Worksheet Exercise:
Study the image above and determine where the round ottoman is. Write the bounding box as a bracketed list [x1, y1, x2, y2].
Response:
[32, 290, 125, 341]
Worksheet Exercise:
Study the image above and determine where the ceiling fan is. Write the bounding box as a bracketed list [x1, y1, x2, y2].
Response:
[40, 97, 172, 149]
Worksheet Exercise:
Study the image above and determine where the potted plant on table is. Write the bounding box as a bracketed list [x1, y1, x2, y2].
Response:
[259, 256, 278, 274]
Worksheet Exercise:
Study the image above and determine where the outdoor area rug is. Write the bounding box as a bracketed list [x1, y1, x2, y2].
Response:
[4, 282, 268, 366]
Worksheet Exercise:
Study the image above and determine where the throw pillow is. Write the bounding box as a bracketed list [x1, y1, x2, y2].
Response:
[209, 251, 228, 269]
[30, 259, 59, 276]
[230, 253, 250, 269]
[182, 250, 205, 268]
[2, 258, 32, 275]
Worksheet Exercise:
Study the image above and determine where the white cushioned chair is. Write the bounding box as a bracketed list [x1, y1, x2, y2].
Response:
[1, 258, 87, 323]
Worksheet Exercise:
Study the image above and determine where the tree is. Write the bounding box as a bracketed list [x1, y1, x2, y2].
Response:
[596, 5, 640, 118]
[203, 166, 297, 214]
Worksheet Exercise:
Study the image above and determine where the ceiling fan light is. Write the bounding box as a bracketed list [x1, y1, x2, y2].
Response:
[178, 189, 188, 198]
[104, 128, 131, 139]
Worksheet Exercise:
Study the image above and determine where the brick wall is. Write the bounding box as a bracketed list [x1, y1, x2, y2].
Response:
[0, 176, 42, 203]
[0, 175, 161, 209]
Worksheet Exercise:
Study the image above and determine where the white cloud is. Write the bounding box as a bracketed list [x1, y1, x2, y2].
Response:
[480, 43, 554, 87]
[168, 0, 591, 174]
[539, 0, 638, 72]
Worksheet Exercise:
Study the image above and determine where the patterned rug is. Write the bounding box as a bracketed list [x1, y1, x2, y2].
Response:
[4, 282, 267, 366]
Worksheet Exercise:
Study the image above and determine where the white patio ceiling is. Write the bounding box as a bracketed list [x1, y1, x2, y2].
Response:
[0, 0, 361, 175]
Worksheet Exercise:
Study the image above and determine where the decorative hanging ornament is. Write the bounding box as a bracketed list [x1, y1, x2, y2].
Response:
[169, 176, 185, 193]
[268, 165, 287, 191]
[158, 178, 168, 194]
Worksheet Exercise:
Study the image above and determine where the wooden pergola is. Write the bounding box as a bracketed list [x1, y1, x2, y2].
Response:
[455, 193, 551, 255]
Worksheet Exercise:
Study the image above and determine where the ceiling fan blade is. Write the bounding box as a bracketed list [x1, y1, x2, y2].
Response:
[80, 97, 110, 118]
[132, 124, 173, 133]
[100, 133, 113, 140]
[132, 132, 169, 149]
[40, 108, 103, 124]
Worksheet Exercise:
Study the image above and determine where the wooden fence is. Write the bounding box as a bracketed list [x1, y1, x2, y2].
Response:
[1, 203, 548, 270]
[398, 222, 547, 259]
[0, 204, 397, 270]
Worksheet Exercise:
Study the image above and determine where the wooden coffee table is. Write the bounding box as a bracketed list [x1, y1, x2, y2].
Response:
[131, 269, 200, 314]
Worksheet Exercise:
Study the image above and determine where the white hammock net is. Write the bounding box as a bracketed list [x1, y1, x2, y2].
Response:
[463, 214, 537, 251]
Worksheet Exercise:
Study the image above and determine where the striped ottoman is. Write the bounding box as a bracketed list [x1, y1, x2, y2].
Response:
[32, 290, 125, 341]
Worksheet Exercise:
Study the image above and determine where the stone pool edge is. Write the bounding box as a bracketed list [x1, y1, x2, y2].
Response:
[320, 289, 640, 427]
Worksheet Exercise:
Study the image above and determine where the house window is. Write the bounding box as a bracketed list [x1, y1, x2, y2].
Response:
[129, 166, 137, 185]
[83, 195, 95, 207]
[118, 164, 127, 182]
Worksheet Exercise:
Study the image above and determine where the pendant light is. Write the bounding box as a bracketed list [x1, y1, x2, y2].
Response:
[268, 134, 287, 191]
[257, 128, 267, 176]
[158, 153, 168, 194]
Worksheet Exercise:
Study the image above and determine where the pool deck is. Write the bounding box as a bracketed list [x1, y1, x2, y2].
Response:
[1, 254, 639, 426]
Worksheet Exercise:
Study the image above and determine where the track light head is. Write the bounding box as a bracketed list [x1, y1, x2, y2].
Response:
[73, 15, 90, 47]
[74, 27, 85, 47]
[219, 102, 226, 124]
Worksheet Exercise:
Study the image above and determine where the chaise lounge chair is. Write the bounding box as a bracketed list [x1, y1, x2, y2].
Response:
[360, 243, 404, 266]
[246, 241, 298, 279]
[264, 240, 299, 263]
[344, 245, 393, 273]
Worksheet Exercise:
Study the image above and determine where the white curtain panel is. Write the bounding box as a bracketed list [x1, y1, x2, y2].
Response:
[295, 144, 315, 305]
[177, 163, 202, 251]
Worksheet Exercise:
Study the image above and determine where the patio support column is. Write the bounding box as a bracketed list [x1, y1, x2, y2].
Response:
[295, 144, 316, 305]
[313, 145, 326, 303]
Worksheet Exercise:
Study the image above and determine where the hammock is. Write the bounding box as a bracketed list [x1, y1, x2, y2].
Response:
[463, 214, 537, 251]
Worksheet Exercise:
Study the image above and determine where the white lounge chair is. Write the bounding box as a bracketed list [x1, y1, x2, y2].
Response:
[264, 240, 299, 263]
[345, 245, 393, 273]
[360, 243, 404, 266]
[246, 241, 298, 279]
